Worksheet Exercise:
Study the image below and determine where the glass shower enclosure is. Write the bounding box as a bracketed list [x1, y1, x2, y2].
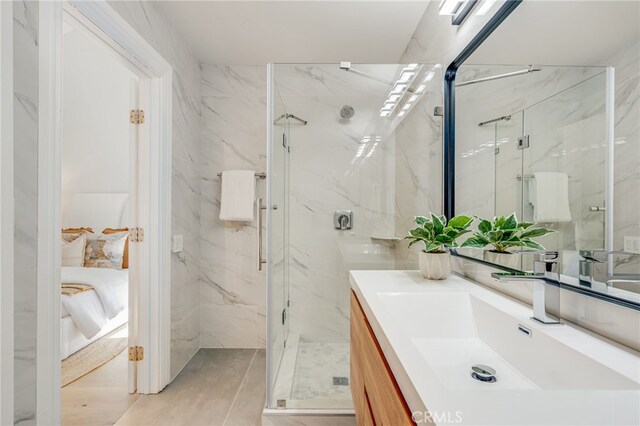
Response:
[266, 63, 443, 411]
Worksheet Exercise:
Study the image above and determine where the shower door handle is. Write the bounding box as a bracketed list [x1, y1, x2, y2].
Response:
[257, 198, 267, 271]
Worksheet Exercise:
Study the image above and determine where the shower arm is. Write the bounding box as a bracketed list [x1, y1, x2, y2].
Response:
[273, 113, 308, 125]
[457, 65, 542, 88]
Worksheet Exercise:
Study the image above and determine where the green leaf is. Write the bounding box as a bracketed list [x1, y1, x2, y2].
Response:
[502, 213, 518, 231]
[461, 237, 488, 248]
[478, 219, 492, 234]
[494, 216, 506, 228]
[449, 215, 473, 229]
[522, 240, 545, 250]
[431, 213, 444, 234]
[414, 216, 428, 226]
[520, 228, 554, 239]
[423, 242, 442, 253]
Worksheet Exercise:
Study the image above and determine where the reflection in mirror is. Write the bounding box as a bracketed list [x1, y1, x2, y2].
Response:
[451, 0, 640, 303]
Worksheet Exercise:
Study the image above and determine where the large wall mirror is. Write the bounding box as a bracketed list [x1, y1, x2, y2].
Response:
[449, 0, 640, 305]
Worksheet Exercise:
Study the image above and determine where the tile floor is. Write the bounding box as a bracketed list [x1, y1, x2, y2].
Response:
[62, 348, 266, 426]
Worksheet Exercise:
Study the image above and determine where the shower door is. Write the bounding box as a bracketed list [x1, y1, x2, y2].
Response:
[266, 62, 443, 411]
[267, 71, 291, 401]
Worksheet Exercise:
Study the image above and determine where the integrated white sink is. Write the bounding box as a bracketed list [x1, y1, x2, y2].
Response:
[379, 292, 637, 391]
[350, 271, 640, 425]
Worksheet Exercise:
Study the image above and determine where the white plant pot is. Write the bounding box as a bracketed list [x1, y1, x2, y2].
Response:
[419, 251, 451, 280]
[483, 250, 521, 269]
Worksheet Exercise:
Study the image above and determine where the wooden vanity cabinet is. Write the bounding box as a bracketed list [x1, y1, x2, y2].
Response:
[350, 291, 415, 426]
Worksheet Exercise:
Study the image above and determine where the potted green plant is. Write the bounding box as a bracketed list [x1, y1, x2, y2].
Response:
[461, 213, 554, 268]
[406, 213, 474, 280]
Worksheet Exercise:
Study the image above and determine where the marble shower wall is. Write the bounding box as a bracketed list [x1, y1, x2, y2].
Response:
[275, 64, 443, 343]
[200, 65, 267, 348]
[13, 1, 38, 424]
[109, 1, 202, 378]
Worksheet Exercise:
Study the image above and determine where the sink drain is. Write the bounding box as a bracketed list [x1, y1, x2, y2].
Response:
[471, 364, 497, 383]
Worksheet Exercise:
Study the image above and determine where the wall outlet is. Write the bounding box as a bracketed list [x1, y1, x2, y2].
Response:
[172, 234, 184, 253]
[624, 236, 640, 254]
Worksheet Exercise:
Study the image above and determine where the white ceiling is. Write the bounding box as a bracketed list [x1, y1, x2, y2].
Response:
[155, 1, 430, 65]
[468, 0, 640, 66]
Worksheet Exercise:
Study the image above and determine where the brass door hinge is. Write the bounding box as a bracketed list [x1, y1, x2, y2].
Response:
[130, 109, 145, 124]
[128, 346, 144, 361]
[129, 227, 144, 242]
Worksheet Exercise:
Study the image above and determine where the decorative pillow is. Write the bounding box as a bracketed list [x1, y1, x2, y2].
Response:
[61, 234, 86, 267]
[61, 228, 93, 244]
[84, 232, 128, 269]
[102, 228, 129, 269]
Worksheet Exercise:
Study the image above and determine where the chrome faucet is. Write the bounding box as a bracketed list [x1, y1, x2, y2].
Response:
[579, 250, 640, 290]
[491, 251, 562, 325]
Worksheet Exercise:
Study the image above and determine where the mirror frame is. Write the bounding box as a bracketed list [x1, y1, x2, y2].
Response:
[442, 1, 639, 311]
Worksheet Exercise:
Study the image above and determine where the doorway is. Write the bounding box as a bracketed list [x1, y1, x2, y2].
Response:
[59, 13, 140, 424]
[37, 2, 173, 424]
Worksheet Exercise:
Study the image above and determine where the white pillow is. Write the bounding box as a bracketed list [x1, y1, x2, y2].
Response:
[61, 234, 86, 267]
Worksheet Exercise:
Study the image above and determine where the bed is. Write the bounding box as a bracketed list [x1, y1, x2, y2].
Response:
[60, 193, 130, 360]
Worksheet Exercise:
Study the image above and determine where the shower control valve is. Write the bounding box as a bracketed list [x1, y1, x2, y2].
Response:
[334, 210, 353, 230]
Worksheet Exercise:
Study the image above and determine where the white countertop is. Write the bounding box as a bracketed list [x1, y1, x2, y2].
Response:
[350, 270, 640, 425]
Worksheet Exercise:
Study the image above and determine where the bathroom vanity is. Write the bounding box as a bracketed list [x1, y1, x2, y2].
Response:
[350, 270, 640, 425]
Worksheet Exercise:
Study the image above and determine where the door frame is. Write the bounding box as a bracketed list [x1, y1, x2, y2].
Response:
[0, 2, 14, 425]
[37, 1, 173, 423]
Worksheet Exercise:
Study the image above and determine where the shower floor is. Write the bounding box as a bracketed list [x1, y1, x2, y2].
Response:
[272, 338, 353, 409]
[292, 342, 351, 400]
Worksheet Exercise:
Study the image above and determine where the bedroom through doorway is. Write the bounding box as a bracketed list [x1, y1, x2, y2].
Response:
[59, 14, 140, 425]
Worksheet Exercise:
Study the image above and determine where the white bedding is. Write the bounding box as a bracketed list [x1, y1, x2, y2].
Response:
[61, 266, 128, 339]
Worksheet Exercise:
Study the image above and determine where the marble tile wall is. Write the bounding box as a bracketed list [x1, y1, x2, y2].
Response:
[13, 1, 38, 423]
[199, 65, 267, 348]
[108, 1, 202, 378]
[608, 41, 640, 256]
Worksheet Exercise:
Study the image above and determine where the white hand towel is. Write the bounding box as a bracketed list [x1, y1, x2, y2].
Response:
[219, 170, 256, 222]
[527, 172, 572, 223]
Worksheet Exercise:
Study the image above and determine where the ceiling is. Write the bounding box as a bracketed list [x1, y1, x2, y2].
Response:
[468, 0, 640, 66]
[155, 1, 430, 65]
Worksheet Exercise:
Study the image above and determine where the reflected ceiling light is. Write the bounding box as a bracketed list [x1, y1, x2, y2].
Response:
[415, 84, 426, 94]
[398, 111, 406, 117]
[423, 71, 435, 83]
[452, 0, 478, 25]
[409, 95, 418, 102]
[439, 0, 463, 15]
[390, 83, 407, 94]
[402, 103, 412, 111]
[476, 0, 497, 16]
[399, 71, 416, 83]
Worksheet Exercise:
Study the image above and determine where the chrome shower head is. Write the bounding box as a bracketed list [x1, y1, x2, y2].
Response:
[340, 105, 355, 120]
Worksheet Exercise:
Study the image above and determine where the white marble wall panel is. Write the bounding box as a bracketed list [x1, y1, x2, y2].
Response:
[13, 1, 38, 423]
[609, 41, 640, 254]
[200, 65, 267, 348]
[109, 1, 202, 378]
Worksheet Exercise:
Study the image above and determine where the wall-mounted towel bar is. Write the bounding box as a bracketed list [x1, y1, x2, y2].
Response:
[217, 172, 266, 179]
[517, 173, 571, 181]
